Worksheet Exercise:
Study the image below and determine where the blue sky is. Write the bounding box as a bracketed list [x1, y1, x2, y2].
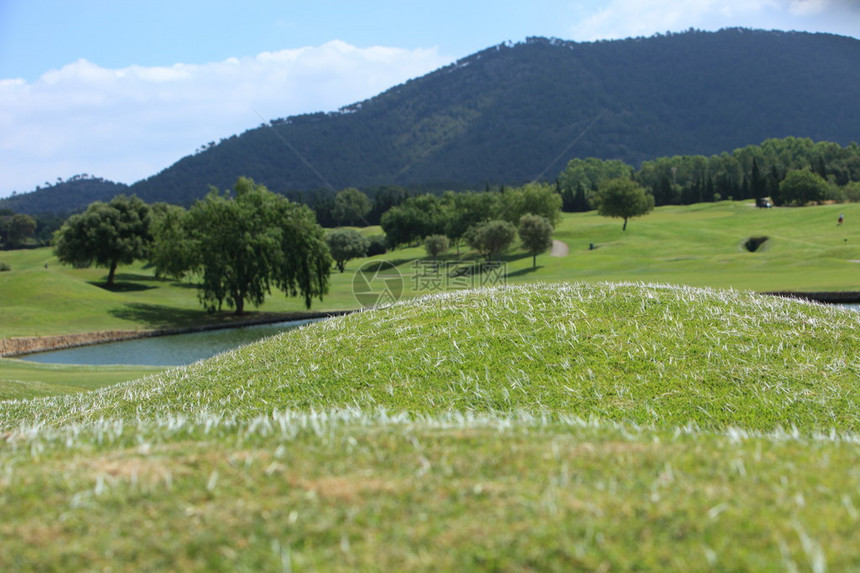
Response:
[1, 0, 859, 198]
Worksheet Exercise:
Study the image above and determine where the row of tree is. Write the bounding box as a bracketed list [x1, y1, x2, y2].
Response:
[557, 137, 860, 211]
[54, 179, 331, 314]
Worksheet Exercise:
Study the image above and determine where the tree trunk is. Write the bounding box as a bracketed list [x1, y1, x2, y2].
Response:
[533, 253, 537, 269]
[235, 297, 245, 316]
[107, 261, 118, 287]
[622, 218, 628, 231]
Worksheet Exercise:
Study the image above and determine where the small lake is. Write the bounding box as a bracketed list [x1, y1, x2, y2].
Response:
[22, 319, 319, 367]
[19, 303, 860, 368]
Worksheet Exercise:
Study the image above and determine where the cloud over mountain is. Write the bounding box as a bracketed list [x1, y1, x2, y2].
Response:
[0, 41, 449, 196]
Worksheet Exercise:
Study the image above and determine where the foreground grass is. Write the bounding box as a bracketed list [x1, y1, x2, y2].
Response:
[3, 412, 859, 571]
[3, 282, 860, 570]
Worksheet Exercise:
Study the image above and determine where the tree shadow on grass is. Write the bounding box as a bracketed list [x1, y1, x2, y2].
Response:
[89, 272, 169, 292]
[505, 266, 542, 278]
[109, 303, 212, 329]
[90, 281, 157, 293]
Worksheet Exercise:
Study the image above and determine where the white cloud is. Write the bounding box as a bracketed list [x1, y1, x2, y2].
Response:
[0, 41, 449, 198]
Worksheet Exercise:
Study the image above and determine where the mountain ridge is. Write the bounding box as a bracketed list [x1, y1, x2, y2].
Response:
[4, 28, 860, 214]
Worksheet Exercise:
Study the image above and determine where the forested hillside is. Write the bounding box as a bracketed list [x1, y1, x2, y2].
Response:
[5, 28, 860, 214]
[0, 176, 128, 216]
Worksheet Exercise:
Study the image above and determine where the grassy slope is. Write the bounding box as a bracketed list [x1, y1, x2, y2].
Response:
[2, 283, 860, 570]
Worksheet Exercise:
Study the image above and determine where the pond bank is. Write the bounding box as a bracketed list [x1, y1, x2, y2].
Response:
[0, 310, 354, 358]
[763, 291, 860, 304]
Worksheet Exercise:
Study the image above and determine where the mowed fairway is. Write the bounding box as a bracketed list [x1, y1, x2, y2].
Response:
[2, 282, 860, 570]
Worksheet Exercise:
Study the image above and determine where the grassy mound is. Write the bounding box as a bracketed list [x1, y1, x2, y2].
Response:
[5, 282, 860, 571]
[4, 282, 859, 433]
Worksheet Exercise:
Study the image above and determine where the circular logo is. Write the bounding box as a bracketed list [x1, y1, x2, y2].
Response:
[352, 261, 403, 308]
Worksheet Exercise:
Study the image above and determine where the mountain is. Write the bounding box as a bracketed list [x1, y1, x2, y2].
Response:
[0, 176, 128, 216]
[6, 28, 860, 213]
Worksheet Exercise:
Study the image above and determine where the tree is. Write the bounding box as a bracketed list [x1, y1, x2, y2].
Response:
[0, 213, 36, 248]
[424, 234, 449, 260]
[518, 214, 553, 268]
[442, 191, 498, 252]
[465, 220, 517, 262]
[380, 194, 446, 248]
[596, 178, 655, 231]
[185, 177, 331, 315]
[332, 187, 372, 226]
[326, 228, 369, 272]
[149, 203, 194, 280]
[558, 158, 634, 210]
[496, 183, 562, 227]
[778, 169, 830, 206]
[53, 194, 152, 287]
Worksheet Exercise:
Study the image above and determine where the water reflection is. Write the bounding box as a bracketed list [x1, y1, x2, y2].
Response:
[23, 319, 319, 367]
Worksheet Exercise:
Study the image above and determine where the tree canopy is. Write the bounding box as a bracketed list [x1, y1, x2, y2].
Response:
[518, 214, 554, 268]
[777, 169, 831, 206]
[53, 194, 152, 287]
[0, 213, 36, 249]
[326, 228, 369, 273]
[184, 178, 331, 314]
[597, 179, 655, 231]
[149, 203, 194, 280]
[466, 220, 517, 262]
[424, 234, 449, 260]
[332, 187, 372, 226]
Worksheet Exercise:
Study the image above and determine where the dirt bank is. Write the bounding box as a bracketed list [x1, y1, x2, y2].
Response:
[0, 310, 354, 358]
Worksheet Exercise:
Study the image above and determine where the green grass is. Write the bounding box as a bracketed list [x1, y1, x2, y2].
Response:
[0, 359, 163, 401]
[2, 202, 860, 569]
[3, 282, 860, 570]
[3, 201, 859, 340]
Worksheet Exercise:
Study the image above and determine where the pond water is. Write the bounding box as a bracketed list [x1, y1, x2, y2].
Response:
[19, 303, 860, 368]
[22, 319, 320, 367]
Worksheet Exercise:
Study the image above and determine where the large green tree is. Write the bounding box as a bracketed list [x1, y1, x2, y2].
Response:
[0, 213, 37, 248]
[53, 194, 152, 287]
[149, 203, 194, 280]
[778, 169, 830, 206]
[380, 194, 446, 248]
[441, 191, 498, 252]
[559, 158, 634, 210]
[332, 187, 372, 226]
[326, 228, 369, 272]
[466, 220, 517, 262]
[185, 178, 331, 314]
[597, 178, 655, 231]
[518, 214, 553, 269]
[497, 183, 562, 227]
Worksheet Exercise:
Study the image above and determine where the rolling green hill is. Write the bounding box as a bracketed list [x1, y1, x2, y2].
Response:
[2, 282, 860, 570]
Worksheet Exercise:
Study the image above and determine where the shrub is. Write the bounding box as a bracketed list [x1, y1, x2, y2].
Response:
[424, 235, 449, 259]
[366, 235, 388, 256]
[0, 262, 10, 272]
